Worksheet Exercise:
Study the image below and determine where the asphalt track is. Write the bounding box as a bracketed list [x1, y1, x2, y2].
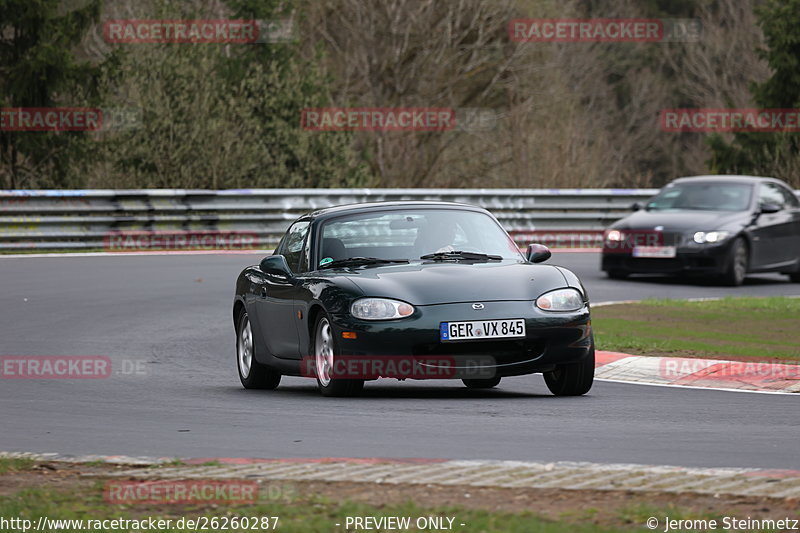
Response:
[1, 252, 798, 469]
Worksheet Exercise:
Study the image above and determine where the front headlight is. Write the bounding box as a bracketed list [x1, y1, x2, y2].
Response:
[350, 298, 415, 320]
[693, 231, 730, 244]
[535, 288, 585, 312]
[605, 229, 623, 242]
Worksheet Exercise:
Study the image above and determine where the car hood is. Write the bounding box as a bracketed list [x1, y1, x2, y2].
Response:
[612, 210, 747, 232]
[335, 261, 570, 306]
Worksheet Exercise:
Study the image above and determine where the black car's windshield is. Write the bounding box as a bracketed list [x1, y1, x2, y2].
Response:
[317, 208, 523, 268]
[646, 182, 753, 212]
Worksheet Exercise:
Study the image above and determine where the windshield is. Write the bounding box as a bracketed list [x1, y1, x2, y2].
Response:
[646, 182, 753, 212]
[317, 208, 523, 266]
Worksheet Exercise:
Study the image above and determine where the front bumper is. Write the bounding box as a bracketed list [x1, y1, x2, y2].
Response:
[601, 239, 735, 275]
[328, 300, 592, 379]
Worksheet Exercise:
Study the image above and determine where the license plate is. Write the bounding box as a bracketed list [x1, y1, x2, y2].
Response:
[440, 319, 526, 341]
[632, 246, 676, 258]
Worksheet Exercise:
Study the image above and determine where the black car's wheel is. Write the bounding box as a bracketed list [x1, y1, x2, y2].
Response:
[462, 377, 502, 389]
[606, 270, 629, 280]
[543, 346, 594, 396]
[788, 263, 800, 282]
[313, 312, 364, 397]
[721, 237, 748, 286]
[237, 310, 281, 389]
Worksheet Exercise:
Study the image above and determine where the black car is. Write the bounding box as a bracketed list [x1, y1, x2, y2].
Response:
[233, 202, 595, 397]
[601, 176, 800, 286]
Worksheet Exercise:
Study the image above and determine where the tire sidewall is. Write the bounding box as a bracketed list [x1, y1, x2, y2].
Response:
[312, 311, 364, 397]
[236, 308, 281, 390]
[544, 337, 595, 396]
[313, 312, 337, 391]
[237, 311, 253, 384]
[724, 237, 748, 286]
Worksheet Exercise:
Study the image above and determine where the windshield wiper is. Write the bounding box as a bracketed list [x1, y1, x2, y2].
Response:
[420, 250, 502, 261]
[320, 257, 409, 269]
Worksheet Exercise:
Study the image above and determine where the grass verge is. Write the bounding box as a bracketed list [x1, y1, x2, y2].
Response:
[2, 462, 797, 532]
[592, 296, 800, 361]
[0, 487, 628, 533]
[0, 458, 35, 475]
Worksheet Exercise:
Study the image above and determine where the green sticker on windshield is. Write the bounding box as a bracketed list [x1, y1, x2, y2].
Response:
[319, 257, 333, 266]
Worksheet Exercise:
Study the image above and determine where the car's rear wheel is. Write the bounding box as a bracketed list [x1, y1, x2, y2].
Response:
[237, 310, 281, 389]
[543, 345, 594, 396]
[721, 237, 748, 286]
[313, 313, 364, 397]
[462, 377, 501, 389]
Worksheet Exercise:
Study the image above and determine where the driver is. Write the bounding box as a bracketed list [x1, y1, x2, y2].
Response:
[415, 218, 458, 254]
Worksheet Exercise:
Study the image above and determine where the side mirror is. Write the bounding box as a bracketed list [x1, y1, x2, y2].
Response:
[631, 202, 644, 211]
[760, 202, 782, 214]
[260, 255, 292, 277]
[526, 243, 552, 263]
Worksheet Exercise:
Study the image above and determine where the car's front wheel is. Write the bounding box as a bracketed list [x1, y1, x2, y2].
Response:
[721, 237, 748, 286]
[543, 346, 594, 396]
[313, 312, 364, 397]
[237, 310, 281, 389]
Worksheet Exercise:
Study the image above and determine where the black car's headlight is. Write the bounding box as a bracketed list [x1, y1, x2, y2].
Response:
[535, 288, 584, 312]
[604, 229, 624, 242]
[351, 298, 415, 320]
[693, 231, 730, 244]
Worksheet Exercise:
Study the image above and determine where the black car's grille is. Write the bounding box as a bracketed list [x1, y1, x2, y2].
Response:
[663, 232, 687, 246]
[625, 258, 684, 272]
[412, 339, 546, 365]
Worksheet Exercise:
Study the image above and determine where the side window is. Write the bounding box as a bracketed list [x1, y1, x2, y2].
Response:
[298, 228, 313, 273]
[279, 221, 310, 273]
[759, 184, 786, 208]
[778, 185, 800, 208]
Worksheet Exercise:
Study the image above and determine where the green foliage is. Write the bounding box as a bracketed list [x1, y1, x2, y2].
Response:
[708, 0, 800, 185]
[0, 0, 112, 188]
[94, 0, 370, 188]
[1, 0, 794, 189]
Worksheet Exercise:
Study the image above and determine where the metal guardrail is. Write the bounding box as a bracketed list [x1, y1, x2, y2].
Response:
[0, 187, 707, 251]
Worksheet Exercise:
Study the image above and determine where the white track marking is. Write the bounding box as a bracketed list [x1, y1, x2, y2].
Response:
[595, 378, 800, 396]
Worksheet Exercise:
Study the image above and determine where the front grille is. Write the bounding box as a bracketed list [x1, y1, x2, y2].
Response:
[625, 258, 684, 272]
[412, 339, 546, 365]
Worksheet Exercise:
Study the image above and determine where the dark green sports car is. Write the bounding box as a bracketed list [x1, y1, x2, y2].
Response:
[233, 201, 594, 397]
